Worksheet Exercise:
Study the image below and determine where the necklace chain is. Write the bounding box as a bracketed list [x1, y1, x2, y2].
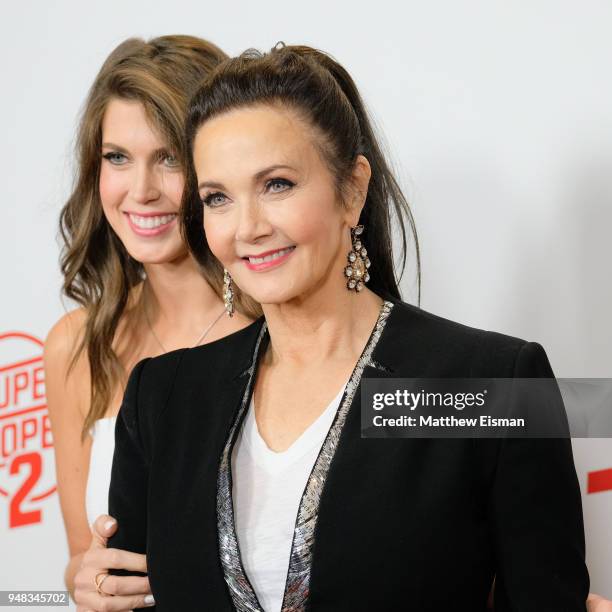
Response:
[143, 283, 227, 354]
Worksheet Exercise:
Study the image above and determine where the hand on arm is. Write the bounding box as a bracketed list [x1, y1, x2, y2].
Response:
[73, 514, 153, 611]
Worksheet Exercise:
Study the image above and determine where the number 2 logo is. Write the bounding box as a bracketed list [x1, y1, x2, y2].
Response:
[1, 331, 56, 529]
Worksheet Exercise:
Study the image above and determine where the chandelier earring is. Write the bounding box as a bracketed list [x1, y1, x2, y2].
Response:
[223, 268, 235, 317]
[344, 224, 371, 292]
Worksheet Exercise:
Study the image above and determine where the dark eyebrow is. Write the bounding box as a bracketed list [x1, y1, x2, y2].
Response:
[253, 164, 297, 180]
[101, 142, 129, 153]
[198, 179, 227, 191]
[198, 164, 297, 191]
[101, 143, 172, 158]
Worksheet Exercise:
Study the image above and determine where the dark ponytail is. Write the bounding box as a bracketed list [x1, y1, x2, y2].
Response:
[183, 44, 420, 302]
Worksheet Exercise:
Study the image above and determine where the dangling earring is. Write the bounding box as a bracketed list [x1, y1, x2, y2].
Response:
[344, 224, 371, 292]
[223, 268, 235, 316]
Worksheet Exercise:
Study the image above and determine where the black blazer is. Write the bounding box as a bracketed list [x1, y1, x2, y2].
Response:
[108, 299, 588, 611]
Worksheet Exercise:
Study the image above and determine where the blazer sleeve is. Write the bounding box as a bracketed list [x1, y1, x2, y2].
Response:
[107, 358, 152, 579]
[490, 342, 589, 610]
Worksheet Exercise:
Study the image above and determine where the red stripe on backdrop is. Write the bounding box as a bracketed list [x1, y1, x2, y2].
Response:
[587, 468, 612, 494]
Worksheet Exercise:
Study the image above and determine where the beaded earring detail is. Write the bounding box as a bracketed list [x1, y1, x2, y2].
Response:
[344, 224, 371, 292]
[223, 269, 235, 316]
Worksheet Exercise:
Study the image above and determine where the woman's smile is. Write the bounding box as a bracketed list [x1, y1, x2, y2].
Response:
[242, 245, 296, 271]
[125, 211, 178, 237]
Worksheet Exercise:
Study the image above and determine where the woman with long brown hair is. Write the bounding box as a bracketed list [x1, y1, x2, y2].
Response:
[43, 35, 257, 611]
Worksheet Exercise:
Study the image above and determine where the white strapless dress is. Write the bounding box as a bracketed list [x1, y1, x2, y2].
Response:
[86, 416, 117, 526]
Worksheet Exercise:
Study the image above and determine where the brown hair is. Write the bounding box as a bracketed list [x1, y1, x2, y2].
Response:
[59, 35, 258, 440]
[182, 44, 420, 303]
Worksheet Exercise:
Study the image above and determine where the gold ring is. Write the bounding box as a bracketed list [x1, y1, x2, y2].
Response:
[94, 572, 110, 596]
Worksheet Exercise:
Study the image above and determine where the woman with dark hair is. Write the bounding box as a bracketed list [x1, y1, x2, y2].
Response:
[44, 35, 258, 611]
[108, 45, 590, 610]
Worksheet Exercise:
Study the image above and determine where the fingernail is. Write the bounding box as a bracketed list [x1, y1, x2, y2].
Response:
[104, 519, 116, 530]
[144, 594, 155, 605]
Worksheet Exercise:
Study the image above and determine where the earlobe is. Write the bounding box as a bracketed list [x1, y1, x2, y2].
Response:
[343, 193, 362, 227]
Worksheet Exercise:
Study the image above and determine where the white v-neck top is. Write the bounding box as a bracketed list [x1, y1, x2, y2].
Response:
[231, 383, 347, 612]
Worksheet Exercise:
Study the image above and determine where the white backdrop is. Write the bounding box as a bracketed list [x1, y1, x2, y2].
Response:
[1, 0, 611, 606]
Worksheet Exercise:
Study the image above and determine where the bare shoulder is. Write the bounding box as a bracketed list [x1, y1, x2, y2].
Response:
[44, 308, 90, 419]
[44, 308, 88, 367]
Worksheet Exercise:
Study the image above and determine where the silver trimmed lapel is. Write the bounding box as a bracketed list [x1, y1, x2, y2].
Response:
[216, 301, 395, 612]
